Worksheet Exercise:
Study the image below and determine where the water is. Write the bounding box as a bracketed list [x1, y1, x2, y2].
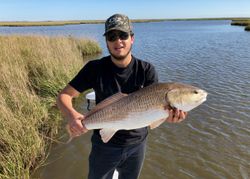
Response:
[2, 20, 249, 179]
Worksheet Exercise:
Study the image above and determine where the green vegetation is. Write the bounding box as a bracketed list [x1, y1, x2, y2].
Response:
[245, 25, 250, 31]
[0, 20, 104, 27]
[231, 19, 250, 31]
[1, 17, 247, 27]
[0, 19, 169, 26]
[231, 20, 250, 26]
[0, 35, 101, 178]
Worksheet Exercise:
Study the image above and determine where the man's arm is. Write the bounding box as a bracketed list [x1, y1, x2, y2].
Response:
[57, 84, 88, 137]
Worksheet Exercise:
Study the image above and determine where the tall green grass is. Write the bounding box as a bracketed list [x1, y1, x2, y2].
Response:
[0, 35, 101, 178]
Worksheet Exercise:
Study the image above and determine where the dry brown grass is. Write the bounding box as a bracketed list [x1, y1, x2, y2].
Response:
[0, 35, 101, 178]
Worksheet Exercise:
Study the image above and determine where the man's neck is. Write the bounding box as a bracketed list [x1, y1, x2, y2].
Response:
[111, 54, 132, 68]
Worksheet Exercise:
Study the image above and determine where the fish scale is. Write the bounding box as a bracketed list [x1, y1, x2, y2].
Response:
[84, 84, 166, 126]
[67, 82, 207, 143]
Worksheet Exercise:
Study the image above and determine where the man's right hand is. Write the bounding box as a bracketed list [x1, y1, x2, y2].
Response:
[67, 111, 88, 137]
[57, 84, 88, 140]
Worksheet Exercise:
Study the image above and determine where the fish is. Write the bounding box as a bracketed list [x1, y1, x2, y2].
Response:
[67, 82, 207, 143]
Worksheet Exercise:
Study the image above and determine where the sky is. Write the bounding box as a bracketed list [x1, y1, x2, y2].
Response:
[1, 0, 250, 21]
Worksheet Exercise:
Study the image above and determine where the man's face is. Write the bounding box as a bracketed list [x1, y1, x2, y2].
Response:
[106, 30, 134, 60]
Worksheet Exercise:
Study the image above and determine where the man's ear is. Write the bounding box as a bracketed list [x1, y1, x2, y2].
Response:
[131, 35, 135, 44]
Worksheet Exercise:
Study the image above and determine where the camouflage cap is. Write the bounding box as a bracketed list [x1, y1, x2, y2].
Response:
[104, 14, 133, 35]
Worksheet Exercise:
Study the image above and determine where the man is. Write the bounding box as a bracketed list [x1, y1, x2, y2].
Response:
[57, 14, 187, 179]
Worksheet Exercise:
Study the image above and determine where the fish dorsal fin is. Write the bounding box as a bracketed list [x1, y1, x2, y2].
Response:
[85, 92, 128, 118]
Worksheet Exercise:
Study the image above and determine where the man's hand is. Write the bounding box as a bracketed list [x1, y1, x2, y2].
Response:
[57, 84, 88, 142]
[67, 111, 88, 137]
[166, 109, 187, 123]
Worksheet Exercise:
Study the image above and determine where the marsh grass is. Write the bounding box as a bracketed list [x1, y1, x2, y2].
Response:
[2, 18, 249, 27]
[231, 20, 250, 26]
[1, 18, 247, 27]
[232, 21, 250, 26]
[245, 25, 250, 31]
[0, 20, 104, 27]
[231, 19, 250, 31]
[0, 19, 170, 27]
[0, 35, 101, 178]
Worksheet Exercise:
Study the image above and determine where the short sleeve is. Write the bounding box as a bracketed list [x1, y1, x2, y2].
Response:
[144, 63, 158, 86]
[69, 61, 95, 93]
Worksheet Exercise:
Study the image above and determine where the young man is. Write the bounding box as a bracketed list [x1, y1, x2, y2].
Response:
[57, 14, 187, 179]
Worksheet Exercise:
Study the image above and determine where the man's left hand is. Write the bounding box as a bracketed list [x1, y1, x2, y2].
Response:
[166, 109, 187, 123]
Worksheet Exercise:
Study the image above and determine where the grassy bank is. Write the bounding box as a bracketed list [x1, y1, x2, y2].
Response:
[0, 20, 104, 27]
[0, 35, 101, 178]
[231, 19, 250, 31]
[0, 18, 241, 27]
[0, 19, 168, 27]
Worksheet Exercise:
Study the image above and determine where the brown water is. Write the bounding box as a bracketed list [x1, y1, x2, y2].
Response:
[5, 20, 248, 179]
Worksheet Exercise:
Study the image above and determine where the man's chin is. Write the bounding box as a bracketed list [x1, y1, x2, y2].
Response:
[111, 54, 127, 60]
[108, 46, 132, 61]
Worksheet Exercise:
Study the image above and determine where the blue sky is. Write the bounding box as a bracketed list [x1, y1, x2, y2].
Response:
[1, 0, 250, 21]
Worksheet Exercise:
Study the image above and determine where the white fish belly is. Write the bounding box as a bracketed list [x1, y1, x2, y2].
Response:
[85, 108, 169, 130]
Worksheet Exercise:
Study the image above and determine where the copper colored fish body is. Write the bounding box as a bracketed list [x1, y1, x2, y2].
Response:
[67, 82, 207, 143]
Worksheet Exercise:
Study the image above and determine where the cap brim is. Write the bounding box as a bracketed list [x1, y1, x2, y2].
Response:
[103, 27, 130, 36]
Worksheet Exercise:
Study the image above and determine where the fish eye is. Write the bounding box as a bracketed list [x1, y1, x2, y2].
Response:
[193, 90, 199, 94]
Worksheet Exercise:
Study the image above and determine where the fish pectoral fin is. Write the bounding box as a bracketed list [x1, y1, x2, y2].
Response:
[149, 118, 166, 129]
[99, 128, 118, 143]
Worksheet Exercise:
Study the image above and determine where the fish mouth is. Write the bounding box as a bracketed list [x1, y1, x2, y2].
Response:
[201, 91, 208, 102]
[197, 90, 208, 102]
[196, 98, 206, 106]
